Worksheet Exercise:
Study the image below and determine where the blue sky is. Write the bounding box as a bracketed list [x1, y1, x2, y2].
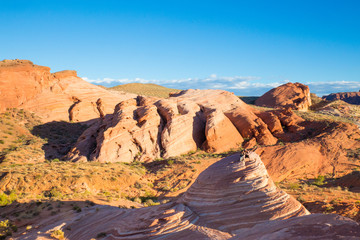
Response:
[1, 0, 359, 96]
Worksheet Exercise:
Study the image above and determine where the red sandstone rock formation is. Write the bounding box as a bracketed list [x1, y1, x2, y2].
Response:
[323, 91, 360, 105]
[203, 109, 244, 153]
[256, 121, 360, 182]
[0, 59, 136, 122]
[67, 89, 309, 163]
[20, 153, 360, 239]
[0, 60, 52, 112]
[255, 82, 312, 111]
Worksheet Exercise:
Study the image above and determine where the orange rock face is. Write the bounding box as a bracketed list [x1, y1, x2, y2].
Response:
[203, 109, 244, 153]
[255, 82, 312, 111]
[67, 89, 309, 163]
[0, 60, 52, 112]
[0, 59, 136, 123]
[256, 121, 360, 182]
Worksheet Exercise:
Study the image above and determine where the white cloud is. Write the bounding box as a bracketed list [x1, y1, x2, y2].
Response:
[81, 75, 360, 96]
[209, 73, 217, 78]
[83, 76, 160, 85]
[306, 81, 360, 96]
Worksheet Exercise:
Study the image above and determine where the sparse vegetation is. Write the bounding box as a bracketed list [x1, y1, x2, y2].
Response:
[0, 191, 17, 206]
[0, 220, 17, 240]
[312, 175, 326, 186]
[50, 229, 65, 240]
[279, 179, 360, 221]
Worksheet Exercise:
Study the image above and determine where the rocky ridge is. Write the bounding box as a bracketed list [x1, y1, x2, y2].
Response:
[21, 153, 360, 239]
[66, 89, 307, 163]
[323, 91, 360, 105]
[0, 59, 136, 123]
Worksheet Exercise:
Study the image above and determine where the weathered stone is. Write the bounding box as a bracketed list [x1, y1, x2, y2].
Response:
[0, 59, 136, 122]
[255, 82, 312, 111]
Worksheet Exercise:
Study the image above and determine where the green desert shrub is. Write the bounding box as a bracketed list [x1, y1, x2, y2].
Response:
[0, 220, 17, 240]
[312, 175, 326, 186]
[50, 229, 65, 239]
[0, 191, 17, 206]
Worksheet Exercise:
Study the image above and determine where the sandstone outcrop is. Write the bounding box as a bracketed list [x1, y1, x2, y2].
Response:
[255, 82, 312, 111]
[323, 91, 360, 105]
[203, 109, 244, 153]
[0, 59, 136, 122]
[67, 89, 309, 163]
[0, 60, 52, 112]
[20, 153, 360, 239]
[257, 121, 360, 182]
[180, 152, 309, 231]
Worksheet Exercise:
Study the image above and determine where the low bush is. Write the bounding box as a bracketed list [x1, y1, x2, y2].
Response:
[0, 220, 17, 240]
[0, 191, 17, 206]
[50, 229, 64, 239]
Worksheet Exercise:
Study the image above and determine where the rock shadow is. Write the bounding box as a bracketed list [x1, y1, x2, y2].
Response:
[31, 120, 91, 160]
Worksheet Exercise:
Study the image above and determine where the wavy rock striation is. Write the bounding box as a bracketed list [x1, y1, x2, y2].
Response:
[21, 152, 360, 239]
[181, 153, 308, 231]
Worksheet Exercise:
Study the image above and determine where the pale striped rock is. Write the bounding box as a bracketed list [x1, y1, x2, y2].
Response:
[180, 152, 309, 232]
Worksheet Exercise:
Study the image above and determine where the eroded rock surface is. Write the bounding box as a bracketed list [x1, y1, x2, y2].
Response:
[323, 91, 360, 105]
[67, 89, 306, 163]
[0, 59, 136, 122]
[181, 152, 309, 231]
[257, 121, 360, 182]
[255, 82, 312, 111]
[20, 153, 360, 239]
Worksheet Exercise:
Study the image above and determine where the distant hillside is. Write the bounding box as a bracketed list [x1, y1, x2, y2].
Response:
[110, 83, 180, 98]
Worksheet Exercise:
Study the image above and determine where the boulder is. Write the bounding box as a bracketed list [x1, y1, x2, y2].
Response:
[255, 82, 312, 111]
[203, 109, 244, 153]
